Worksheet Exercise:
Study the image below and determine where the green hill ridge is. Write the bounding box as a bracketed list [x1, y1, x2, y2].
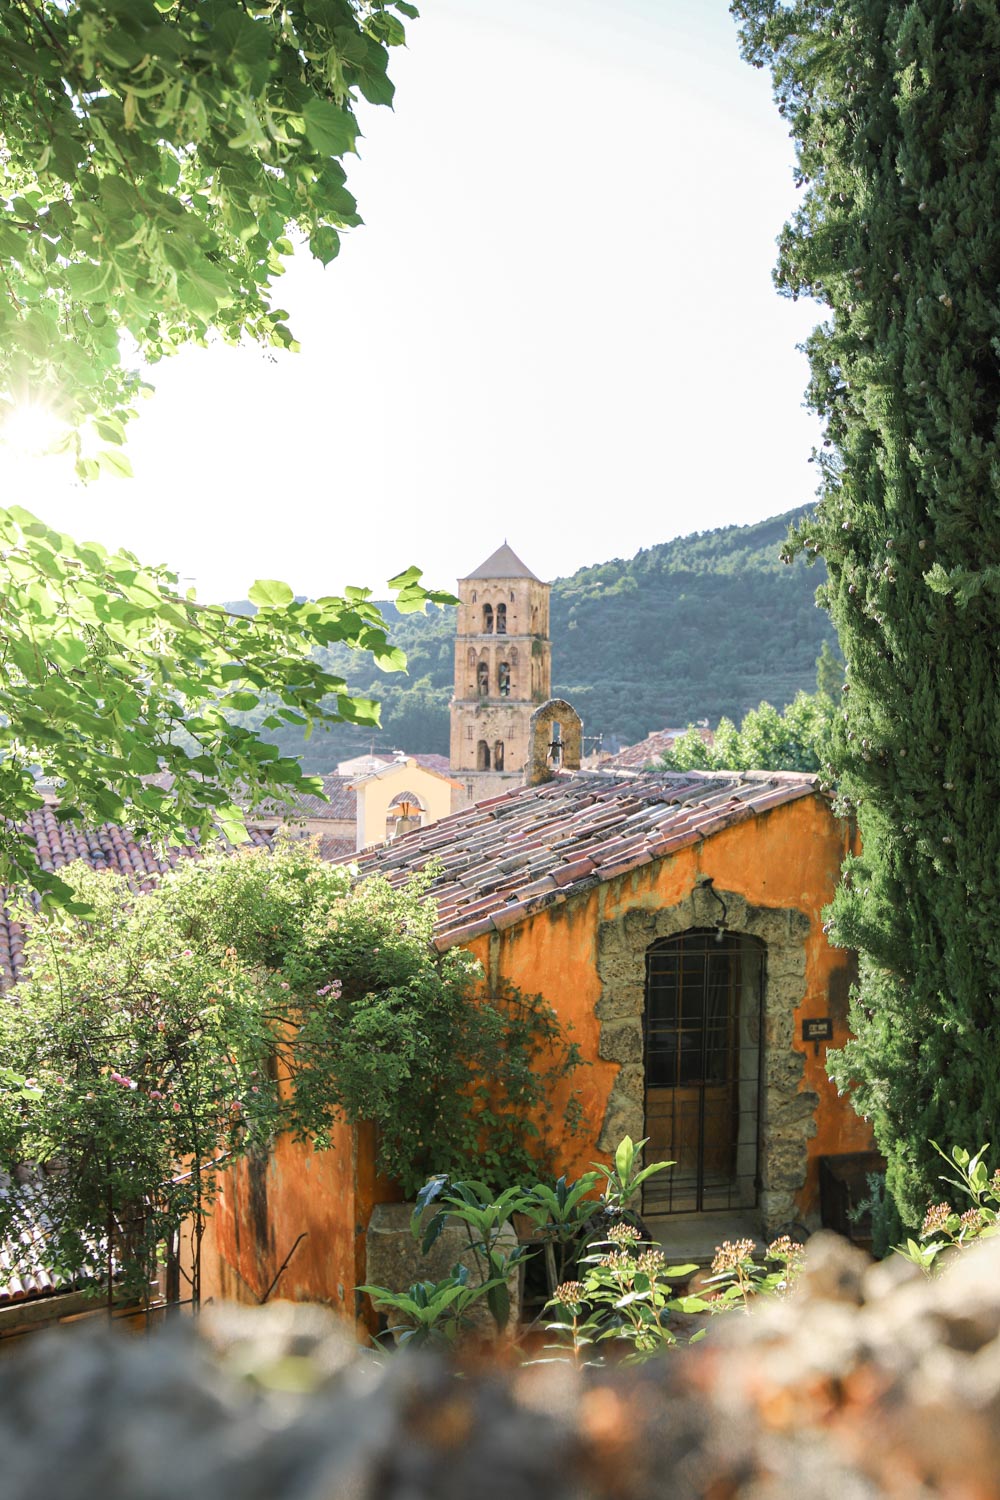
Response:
[233, 506, 834, 772]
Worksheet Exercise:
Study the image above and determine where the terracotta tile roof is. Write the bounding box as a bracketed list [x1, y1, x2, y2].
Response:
[600, 727, 714, 771]
[410, 753, 452, 776]
[340, 769, 821, 950]
[0, 1174, 78, 1306]
[272, 773, 357, 822]
[317, 836, 356, 862]
[0, 808, 271, 990]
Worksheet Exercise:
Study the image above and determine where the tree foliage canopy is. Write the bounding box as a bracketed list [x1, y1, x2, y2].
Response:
[0, 517, 448, 903]
[0, 1, 457, 901]
[0, 0, 416, 466]
[732, 0, 1000, 1218]
[656, 689, 836, 776]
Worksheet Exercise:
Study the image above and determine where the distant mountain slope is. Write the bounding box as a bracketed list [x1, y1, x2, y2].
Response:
[230, 507, 834, 772]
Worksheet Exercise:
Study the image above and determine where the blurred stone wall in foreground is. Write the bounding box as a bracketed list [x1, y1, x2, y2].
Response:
[3, 1232, 1000, 1499]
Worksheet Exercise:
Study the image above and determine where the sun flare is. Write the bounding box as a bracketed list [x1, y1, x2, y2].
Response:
[1, 400, 67, 458]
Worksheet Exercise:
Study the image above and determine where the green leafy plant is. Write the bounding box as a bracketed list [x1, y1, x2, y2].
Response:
[657, 690, 836, 777]
[0, 867, 283, 1306]
[357, 1263, 509, 1349]
[0, 0, 417, 446]
[895, 1144, 1000, 1276]
[411, 1177, 537, 1336]
[543, 1221, 704, 1364]
[359, 1142, 696, 1358]
[0, 1, 450, 912]
[518, 1171, 602, 1296]
[592, 1135, 670, 1213]
[734, 0, 1000, 1222]
[0, 504, 454, 906]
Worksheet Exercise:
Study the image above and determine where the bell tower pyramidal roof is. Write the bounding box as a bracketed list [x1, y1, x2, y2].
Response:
[461, 542, 540, 582]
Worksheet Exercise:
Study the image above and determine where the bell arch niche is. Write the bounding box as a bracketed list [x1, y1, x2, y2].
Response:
[594, 883, 816, 1235]
[385, 789, 426, 841]
[526, 698, 582, 784]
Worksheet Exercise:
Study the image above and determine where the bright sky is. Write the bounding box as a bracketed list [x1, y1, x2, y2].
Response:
[6, 0, 823, 604]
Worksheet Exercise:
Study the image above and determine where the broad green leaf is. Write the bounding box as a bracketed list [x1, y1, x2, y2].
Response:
[309, 226, 340, 265]
[248, 579, 294, 608]
[671, 1294, 711, 1314]
[615, 1136, 636, 1183]
[302, 99, 358, 158]
[486, 1278, 510, 1332]
[63, 260, 113, 301]
[97, 448, 134, 479]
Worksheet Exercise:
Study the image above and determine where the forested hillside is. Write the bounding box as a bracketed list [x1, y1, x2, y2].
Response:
[233, 508, 836, 772]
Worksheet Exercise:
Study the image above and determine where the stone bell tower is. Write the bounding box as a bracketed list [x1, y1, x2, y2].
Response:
[449, 543, 552, 803]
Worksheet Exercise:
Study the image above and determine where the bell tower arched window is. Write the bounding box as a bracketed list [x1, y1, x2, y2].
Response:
[495, 603, 507, 634]
[482, 603, 493, 633]
[494, 740, 505, 771]
[498, 662, 511, 697]
[477, 660, 490, 696]
[477, 740, 491, 770]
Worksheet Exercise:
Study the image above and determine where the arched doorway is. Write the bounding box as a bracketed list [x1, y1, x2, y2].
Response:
[643, 930, 763, 1214]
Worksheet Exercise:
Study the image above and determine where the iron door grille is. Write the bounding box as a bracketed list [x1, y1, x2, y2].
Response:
[642, 931, 763, 1214]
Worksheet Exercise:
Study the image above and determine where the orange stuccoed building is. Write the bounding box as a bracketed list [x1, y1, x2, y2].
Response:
[198, 754, 875, 1337]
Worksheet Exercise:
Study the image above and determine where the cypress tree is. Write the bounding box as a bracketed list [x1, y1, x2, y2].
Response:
[731, 0, 1000, 1221]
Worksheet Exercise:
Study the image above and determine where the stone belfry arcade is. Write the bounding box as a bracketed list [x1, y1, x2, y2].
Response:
[449, 543, 551, 802]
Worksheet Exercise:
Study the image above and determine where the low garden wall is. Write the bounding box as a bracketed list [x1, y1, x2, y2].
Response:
[3, 1232, 1000, 1498]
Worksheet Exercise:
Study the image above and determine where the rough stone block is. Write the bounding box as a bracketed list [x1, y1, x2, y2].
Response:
[613, 1063, 645, 1104]
[594, 984, 643, 1020]
[598, 1095, 643, 1155]
[597, 1020, 643, 1063]
[623, 909, 656, 941]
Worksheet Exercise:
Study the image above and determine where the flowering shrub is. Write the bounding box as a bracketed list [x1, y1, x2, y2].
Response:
[704, 1235, 805, 1310]
[545, 1220, 706, 1362]
[0, 842, 581, 1304]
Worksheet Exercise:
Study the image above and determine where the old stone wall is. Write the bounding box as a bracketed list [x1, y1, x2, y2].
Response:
[6, 1235, 1000, 1498]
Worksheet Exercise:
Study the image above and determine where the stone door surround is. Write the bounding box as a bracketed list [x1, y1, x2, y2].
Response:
[595, 881, 817, 1233]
